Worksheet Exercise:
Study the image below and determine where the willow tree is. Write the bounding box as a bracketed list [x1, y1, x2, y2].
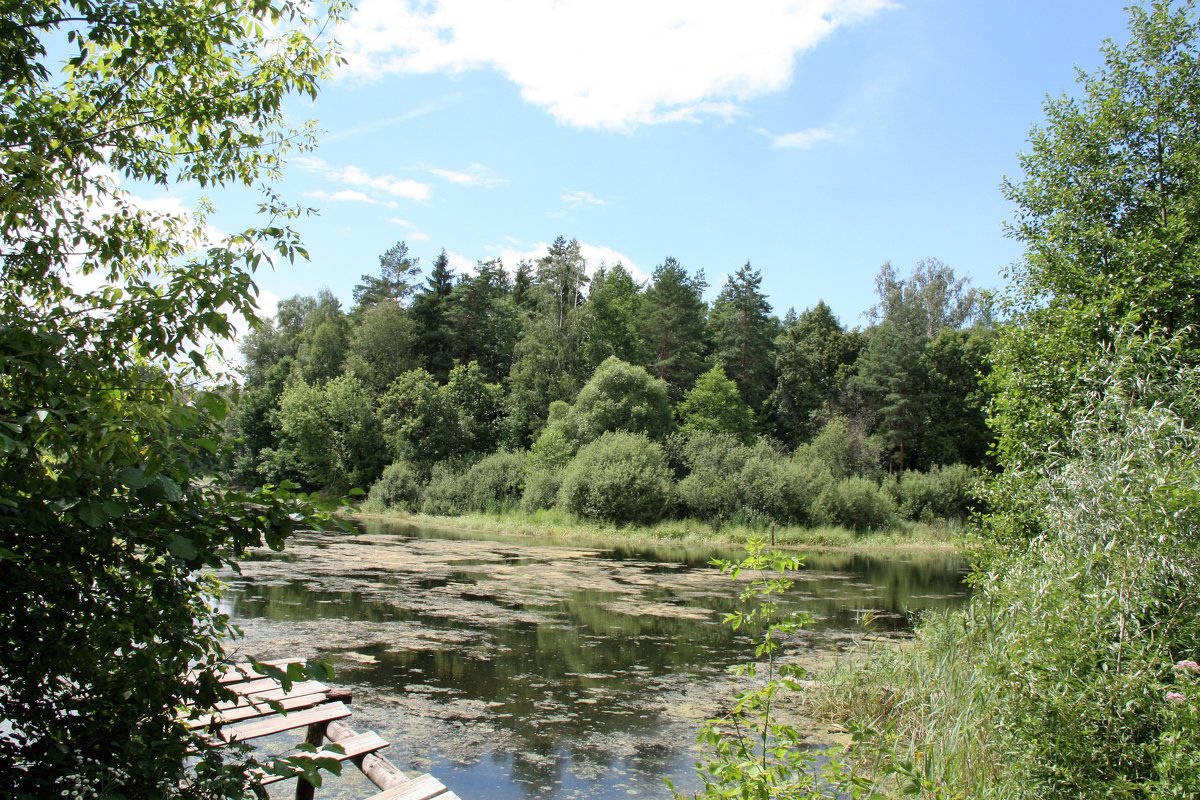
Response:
[0, 1, 345, 796]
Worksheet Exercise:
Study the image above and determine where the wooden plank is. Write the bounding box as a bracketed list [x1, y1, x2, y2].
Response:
[219, 658, 305, 685]
[255, 732, 390, 787]
[224, 701, 351, 742]
[327, 720, 408, 790]
[365, 773, 457, 800]
[214, 680, 329, 709]
[183, 689, 331, 729]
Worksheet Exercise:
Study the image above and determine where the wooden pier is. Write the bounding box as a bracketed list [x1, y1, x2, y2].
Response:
[186, 659, 460, 800]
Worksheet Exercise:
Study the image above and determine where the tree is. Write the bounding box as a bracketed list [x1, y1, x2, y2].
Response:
[0, 1, 344, 796]
[447, 258, 520, 383]
[992, 0, 1200, 474]
[708, 263, 779, 415]
[770, 301, 853, 446]
[852, 303, 930, 473]
[506, 242, 591, 443]
[854, 260, 982, 472]
[410, 249, 456, 381]
[560, 356, 674, 448]
[343, 300, 420, 392]
[867, 258, 984, 337]
[558, 432, 672, 525]
[638, 256, 710, 403]
[353, 240, 421, 309]
[676, 365, 756, 442]
[264, 374, 388, 492]
[578, 263, 647, 372]
[443, 360, 506, 457]
[377, 368, 463, 470]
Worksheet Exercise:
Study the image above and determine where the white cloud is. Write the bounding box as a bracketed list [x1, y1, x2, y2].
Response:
[305, 188, 403, 208]
[297, 156, 432, 201]
[494, 240, 648, 284]
[445, 250, 477, 275]
[429, 163, 505, 187]
[561, 190, 608, 209]
[338, 0, 895, 129]
[410, 231, 432, 242]
[337, 164, 431, 200]
[762, 125, 838, 149]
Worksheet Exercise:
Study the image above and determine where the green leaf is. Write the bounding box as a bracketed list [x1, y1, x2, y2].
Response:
[168, 535, 198, 561]
[159, 476, 183, 502]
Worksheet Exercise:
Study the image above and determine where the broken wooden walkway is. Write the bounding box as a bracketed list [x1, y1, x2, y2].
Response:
[186, 659, 460, 800]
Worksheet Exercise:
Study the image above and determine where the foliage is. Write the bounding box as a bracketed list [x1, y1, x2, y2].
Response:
[677, 365, 757, 442]
[800, 416, 882, 480]
[991, 0, 1200, 479]
[884, 463, 978, 524]
[420, 461, 471, 516]
[558, 432, 672, 524]
[365, 460, 424, 513]
[739, 446, 833, 528]
[674, 431, 755, 522]
[521, 468, 564, 512]
[0, 0, 345, 796]
[812, 477, 896, 533]
[265, 374, 387, 493]
[458, 450, 528, 512]
[562, 356, 674, 447]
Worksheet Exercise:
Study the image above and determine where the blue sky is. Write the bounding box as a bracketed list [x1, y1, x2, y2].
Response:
[198, 1, 1136, 328]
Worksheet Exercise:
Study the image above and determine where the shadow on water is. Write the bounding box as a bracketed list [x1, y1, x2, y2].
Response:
[222, 521, 968, 800]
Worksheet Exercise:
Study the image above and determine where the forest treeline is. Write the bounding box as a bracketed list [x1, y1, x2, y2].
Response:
[230, 240, 994, 528]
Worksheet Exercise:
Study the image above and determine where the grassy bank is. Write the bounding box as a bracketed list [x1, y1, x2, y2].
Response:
[351, 506, 963, 555]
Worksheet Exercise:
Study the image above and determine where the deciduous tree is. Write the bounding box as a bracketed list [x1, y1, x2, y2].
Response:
[0, 0, 345, 795]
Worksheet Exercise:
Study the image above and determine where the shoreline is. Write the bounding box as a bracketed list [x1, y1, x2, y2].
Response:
[349, 508, 966, 557]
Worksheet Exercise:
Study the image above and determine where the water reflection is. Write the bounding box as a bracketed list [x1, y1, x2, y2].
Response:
[222, 523, 967, 799]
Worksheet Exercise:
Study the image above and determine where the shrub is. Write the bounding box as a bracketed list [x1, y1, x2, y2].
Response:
[528, 422, 575, 471]
[741, 449, 835, 526]
[674, 431, 753, 521]
[420, 461, 470, 516]
[521, 469, 563, 512]
[886, 463, 979, 523]
[365, 461, 424, 512]
[802, 415, 882, 479]
[459, 451, 527, 512]
[558, 431, 672, 525]
[812, 477, 896, 532]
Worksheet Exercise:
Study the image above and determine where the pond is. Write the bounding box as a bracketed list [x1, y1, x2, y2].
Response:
[219, 521, 968, 799]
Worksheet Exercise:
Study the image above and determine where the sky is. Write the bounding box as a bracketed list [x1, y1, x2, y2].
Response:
[177, 0, 1138, 328]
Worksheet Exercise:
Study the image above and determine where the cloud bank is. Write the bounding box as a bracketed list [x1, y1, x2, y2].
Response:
[338, 0, 894, 129]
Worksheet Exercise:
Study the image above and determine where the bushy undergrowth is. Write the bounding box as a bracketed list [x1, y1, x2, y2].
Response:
[363, 460, 422, 512]
[366, 423, 974, 533]
[823, 348, 1200, 798]
[558, 431, 672, 524]
[884, 463, 979, 523]
[813, 476, 897, 532]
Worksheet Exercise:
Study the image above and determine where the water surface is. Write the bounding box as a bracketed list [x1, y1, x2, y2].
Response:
[221, 522, 967, 799]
